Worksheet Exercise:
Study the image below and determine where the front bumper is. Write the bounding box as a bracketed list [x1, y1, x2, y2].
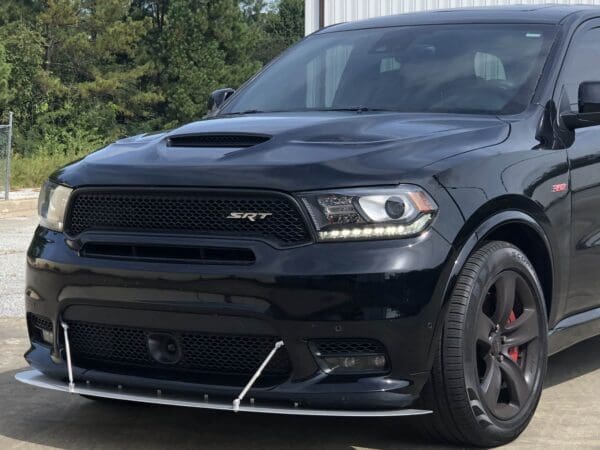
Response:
[21, 224, 453, 413]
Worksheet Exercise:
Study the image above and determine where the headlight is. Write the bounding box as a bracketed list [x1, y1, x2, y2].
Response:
[299, 185, 437, 241]
[38, 181, 72, 232]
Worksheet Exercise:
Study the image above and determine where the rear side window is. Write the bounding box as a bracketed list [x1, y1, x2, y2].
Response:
[558, 27, 600, 112]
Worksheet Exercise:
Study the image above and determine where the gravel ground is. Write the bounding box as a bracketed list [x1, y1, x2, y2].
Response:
[0, 188, 39, 201]
[0, 215, 38, 317]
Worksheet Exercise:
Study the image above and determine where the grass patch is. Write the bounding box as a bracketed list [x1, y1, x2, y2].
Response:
[9, 127, 107, 189]
[10, 151, 89, 189]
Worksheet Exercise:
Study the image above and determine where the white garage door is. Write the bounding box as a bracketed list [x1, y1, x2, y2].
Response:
[305, 0, 600, 35]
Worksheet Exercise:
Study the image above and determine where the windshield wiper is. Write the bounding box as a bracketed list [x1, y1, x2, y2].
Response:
[221, 107, 392, 116]
[221, 109, 267, 116]
[308, 107, 392, 113]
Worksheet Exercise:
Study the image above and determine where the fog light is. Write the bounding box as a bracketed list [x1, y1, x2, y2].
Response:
[309, 339, 389, 375]
[319, 354, 388, 374]
[41, 329, 54, 344]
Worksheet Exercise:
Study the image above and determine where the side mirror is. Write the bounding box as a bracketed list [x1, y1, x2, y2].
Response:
[207, 88, 235, 114]
[561, 81, 600, 130]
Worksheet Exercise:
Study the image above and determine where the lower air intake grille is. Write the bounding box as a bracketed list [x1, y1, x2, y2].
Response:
[311, 339, 386, 355]
[28, 313, 53, 332]
[27, 313, 53, 344]
[65, 189, 312, 247]
[66, 321, 292, 378]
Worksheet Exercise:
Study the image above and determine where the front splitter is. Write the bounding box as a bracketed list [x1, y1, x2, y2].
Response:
[16, 369, 432, 417]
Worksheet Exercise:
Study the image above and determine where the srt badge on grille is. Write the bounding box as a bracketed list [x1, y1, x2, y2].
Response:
[226, 212, 273, 221]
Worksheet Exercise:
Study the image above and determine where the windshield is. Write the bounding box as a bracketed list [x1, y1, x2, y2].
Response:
[223, 24, 557, 116]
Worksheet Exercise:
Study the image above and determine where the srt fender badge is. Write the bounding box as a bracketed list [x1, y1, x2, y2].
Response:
[552, 183, 568, 193]
[227, 212, 273, 221]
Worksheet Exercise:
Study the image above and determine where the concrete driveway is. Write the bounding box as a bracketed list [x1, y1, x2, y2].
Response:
[0, 214, 37, 317]
[1, 216, 599, 449]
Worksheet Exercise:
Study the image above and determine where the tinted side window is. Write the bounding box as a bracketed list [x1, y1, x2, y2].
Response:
[559, 27, 600, 112]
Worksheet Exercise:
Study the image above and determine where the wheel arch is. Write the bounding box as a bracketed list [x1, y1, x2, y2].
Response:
[425, 203, 558, 372]
[448, 207, 554, 318]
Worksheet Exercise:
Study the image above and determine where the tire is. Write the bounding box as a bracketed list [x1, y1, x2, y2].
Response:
[418, 241, 548, 447]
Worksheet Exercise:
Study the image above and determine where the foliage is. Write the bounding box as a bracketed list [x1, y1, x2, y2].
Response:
[245, 0, 304, 64]
[0, 43, 11, 111]
[11, 148, 90, 189]
[0, 0, 305, 186]
[264, 0, 305, 57]
[158, 0, 261, 124]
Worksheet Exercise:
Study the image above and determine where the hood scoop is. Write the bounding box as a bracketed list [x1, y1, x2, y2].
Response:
[167, 133, 271, 148]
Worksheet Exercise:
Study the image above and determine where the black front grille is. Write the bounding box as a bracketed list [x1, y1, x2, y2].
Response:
[66, 321, 292, 379]
[311, 339, 386, 356]
[65, 190, 312, 247]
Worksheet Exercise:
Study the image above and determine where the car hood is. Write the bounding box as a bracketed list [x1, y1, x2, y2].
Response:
[53, 112, 509, 191]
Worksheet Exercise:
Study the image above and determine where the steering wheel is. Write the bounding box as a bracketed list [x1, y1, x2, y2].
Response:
[432, 78, 516, 112]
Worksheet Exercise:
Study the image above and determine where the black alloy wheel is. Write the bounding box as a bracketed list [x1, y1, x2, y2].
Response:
[475, 270, 542, 421]
[417, 241, 548, 447]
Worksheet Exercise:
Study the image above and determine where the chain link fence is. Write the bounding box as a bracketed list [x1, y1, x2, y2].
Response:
[0, 112, 14, 200]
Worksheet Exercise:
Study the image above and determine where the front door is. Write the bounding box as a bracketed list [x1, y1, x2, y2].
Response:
[559, 22, 600, 316]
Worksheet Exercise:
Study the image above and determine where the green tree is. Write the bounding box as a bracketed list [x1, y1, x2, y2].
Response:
[159, 0, 260, 124]
[0, 0, 306, 186]
[251, 0, 304, 64]
[0, 43, 11, 112]
[240, 0, 268, 21]
[0, 1, 42, 27]
[0, 22, 47, 154]
[77, 0, 161, 130]
[33, 0, 158, 150]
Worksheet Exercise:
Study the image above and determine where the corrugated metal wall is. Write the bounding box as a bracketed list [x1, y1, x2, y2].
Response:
[305, 0, 600, 34]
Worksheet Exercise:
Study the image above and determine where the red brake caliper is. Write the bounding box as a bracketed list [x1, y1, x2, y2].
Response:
[506, 311, 519, 362]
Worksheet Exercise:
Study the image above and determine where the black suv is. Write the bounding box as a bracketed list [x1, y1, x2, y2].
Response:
[17, 6, 600, 447]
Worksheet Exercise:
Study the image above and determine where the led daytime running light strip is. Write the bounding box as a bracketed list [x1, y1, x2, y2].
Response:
[318, 214, 433, 241]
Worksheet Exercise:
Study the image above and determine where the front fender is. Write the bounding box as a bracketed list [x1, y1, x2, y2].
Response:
[424, 209, 559, 373]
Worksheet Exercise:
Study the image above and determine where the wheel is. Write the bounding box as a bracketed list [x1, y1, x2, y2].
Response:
[418, 241, 548, 447]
